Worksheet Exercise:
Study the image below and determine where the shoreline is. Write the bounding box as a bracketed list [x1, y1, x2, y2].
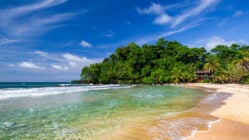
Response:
[180, 83, 249, 140]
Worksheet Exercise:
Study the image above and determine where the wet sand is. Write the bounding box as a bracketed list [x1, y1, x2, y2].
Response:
[97, 85, 231, 140]
[187, 119, 249, 140]
[183, 83, 249, 140]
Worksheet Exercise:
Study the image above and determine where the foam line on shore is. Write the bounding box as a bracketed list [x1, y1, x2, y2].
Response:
[181, 83, 249, 140]
[0, 85, 135, 100]
[183, 118, 221, 140]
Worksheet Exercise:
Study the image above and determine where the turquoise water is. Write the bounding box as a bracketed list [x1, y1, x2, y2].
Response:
[0, 85, 215, 140]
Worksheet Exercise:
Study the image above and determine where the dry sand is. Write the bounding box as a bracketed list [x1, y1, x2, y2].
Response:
[183, 83, 249, 140]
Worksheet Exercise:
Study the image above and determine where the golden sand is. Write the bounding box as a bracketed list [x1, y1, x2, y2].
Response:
[183, 83, 249, 140]
[187, 119, 249, 140]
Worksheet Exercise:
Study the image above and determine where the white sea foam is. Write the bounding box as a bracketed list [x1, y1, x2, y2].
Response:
[182, 118, 221, 140]
[200, 92, 218, 103]
[2, 122, 14, 128]
[0, 85, 134, 100]
[208, 118, 221, 129]
[181, 128, 198, 140]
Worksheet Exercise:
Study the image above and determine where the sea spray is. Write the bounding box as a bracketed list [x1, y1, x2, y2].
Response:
[0, 84, 134, 100]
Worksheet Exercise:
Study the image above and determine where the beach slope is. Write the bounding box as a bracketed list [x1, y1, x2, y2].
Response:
[184, 83, 249, 140]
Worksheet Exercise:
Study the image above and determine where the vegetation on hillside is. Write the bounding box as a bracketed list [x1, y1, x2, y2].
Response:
[75, 38, 249, 84]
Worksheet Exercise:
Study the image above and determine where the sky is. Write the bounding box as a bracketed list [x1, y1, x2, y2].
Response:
[0, 0, 249, 82]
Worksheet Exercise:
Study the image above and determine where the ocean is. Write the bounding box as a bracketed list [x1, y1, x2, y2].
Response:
[0, 82, 229, 140]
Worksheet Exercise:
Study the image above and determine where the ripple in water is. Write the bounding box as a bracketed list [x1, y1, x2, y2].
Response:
[0, 85, 230, 140]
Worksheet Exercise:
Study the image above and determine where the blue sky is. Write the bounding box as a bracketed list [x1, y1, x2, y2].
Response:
[0, 0, 249, 82]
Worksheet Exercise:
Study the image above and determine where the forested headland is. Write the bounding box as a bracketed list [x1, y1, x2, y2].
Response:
[73, 38, 249, 84]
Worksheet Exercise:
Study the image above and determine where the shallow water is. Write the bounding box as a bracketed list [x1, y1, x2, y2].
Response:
[0, 85, 229, 140]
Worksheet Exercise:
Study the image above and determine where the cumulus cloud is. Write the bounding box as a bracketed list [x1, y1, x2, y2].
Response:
[136, 2, 171, 25]
[204, 36, 235, 50]
[31, 51, 102, 70]
[29, 50, 102, 70]
[14, 51, 102, 72]
[153, 14, 171, 25]
[62, 53, 100, 67]
[80, 40, 92, 48]
[18, 61, 45, 70]
[194, 36, 247, 51]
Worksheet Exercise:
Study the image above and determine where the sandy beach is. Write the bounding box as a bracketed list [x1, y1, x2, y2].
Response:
[182, 83, 249, 140]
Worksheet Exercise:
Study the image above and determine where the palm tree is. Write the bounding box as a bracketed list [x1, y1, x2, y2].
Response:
[203, 57, 220, 75]
[225, 63, 245, 83]
[214, 73, 227, 83]
[171, 67, 182, 84]
[202, 57, 221, 82]
[235, 52, 249, 71]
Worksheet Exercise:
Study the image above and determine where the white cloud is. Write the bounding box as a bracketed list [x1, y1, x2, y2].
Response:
[219, 10, 246, 26]
[0, 0, 78, 39]
[103, 33, 114, 38]
[8, 64, 15, 67]
[137, 0, 219, 28]
[153, 14, 171, 25]
[135, 23, 199, 45]
[29, 51, 101, 70]
[171, 0, 218, 27]
[194, 36, 246, 51]
[0, 37, 20, 45]
[68, 61, 78, 67]
[14, 13, 76, 37]
[18, 61, 45, 70]
[31, 50, 64, 62]
[8, 0, 67, 15]
[80, 40, 92, 48]
[32, 51, 49, 57]
[15, 51, 102, 72]
[62, 53, 101, 67]
[204, 36, 234, 50]
[136, 3, 171, 25]
[2, 49, 103, 81]
[218, 18, 228, 26]
[97, 22, 199, 48]
[136, 3, 165, 15]
[233, 10, 245, 17]
[103, 30, 115, 38]
[51, 64, 69, 70]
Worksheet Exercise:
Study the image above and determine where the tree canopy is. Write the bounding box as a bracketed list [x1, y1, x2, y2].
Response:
[76, 38, 249, 84]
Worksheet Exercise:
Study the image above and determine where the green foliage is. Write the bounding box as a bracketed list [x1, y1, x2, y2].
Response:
[241, 77, 249, 84]
[78, 38, 249, 84]
[142, 77, 154, 84]
[210, 44, 249, 83]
